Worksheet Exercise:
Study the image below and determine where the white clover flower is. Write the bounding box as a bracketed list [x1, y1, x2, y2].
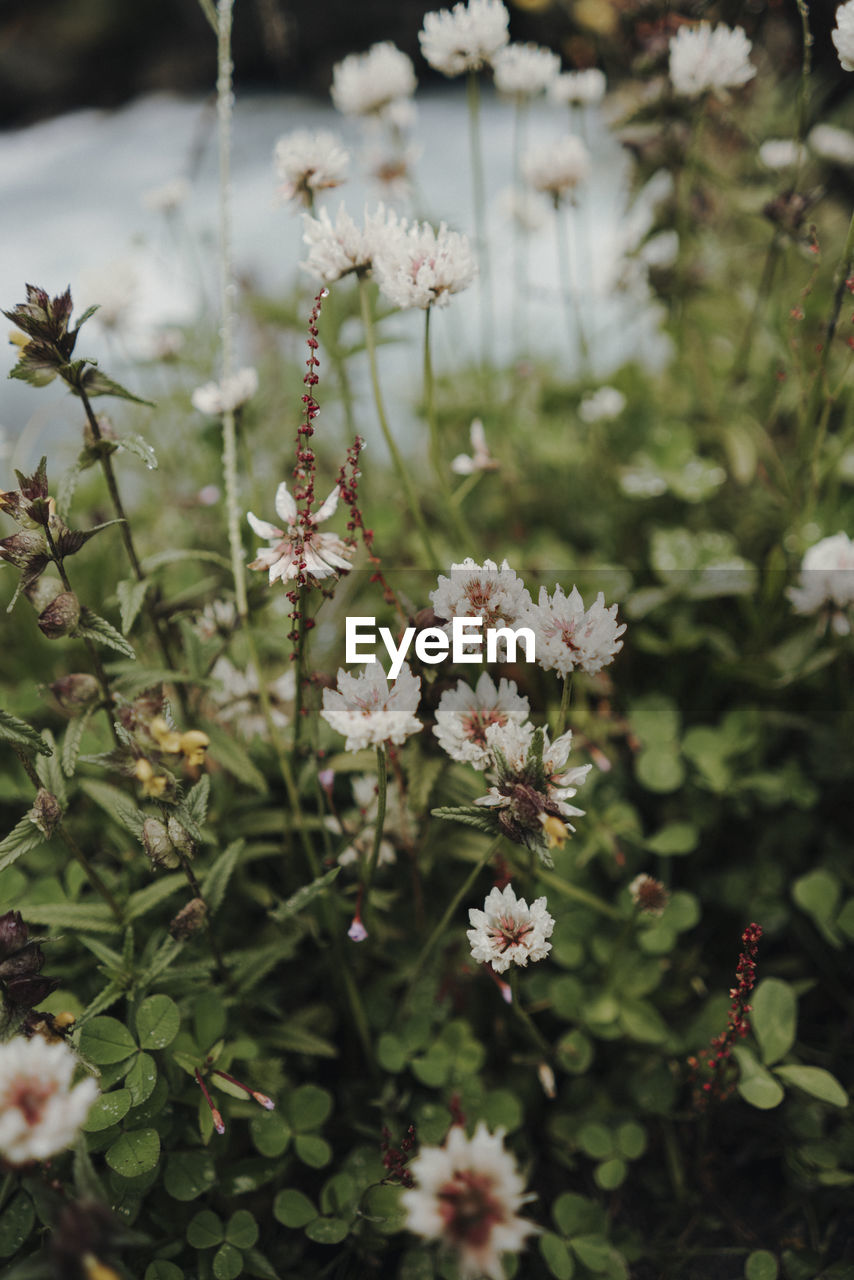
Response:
[579, 386, 626, 423]
[332, 774, 412, 868]
[808, 123, 854, 166]
[520, 585, 626, 677]
[498, 185, 550, 232]
[451, 419, 498, 475]
[401, 1123, 536, 1279]
[758, 139, 807, 170]
[668, 22, 756, 98]
[430, 558, 533, 648]
[477, 720, 592, 826]
[833, 0, 854, 71]
[210, 657, 294, 740]
[0, 1037, 98, 1166]
[143, 177, 191, 214]
[419, 0, 510, 76]
[638, 230, 679, 271]
[321, 664, 422, 751]
[467, 883, 554, 973]
[301, 204, 402, 284]
[194, 599, 238, 640]
[247, 481, 354, 585]
[492, 43, 561, 99]
[434, 671, 529, 769]
[273, 129, 350, 208]
[787, 532, 854, 631]
[522, 135, 591, 203]
[549, 68, 607, 106]
[373, 218, 477, 310]
[192, 367, 258, 416]
[331, 42, 417, 117]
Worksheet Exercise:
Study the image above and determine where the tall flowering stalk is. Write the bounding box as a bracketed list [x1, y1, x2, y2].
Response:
[688, 922, 763, 1107]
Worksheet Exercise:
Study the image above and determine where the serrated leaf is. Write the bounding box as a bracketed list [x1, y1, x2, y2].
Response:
[55, 518, 125, 559]
[185, 774, 211, 827]
[117, 578, 149, 635]
[34, 728, 66, 808]
[0, 708, 52, 756]
[79, 779, 145, 838]
[19, 901, 119, 932]
[79, 365, 154, 405]
[125, 874, 185, 921]
[62, 709, 93, 777]
[142, 548, 232, 574]
[76, 981, 127, 1027]
[75, 606, 137, 659]
[202, 840, 245, 917]
[105, 662, 198, 699]
[0, 815, 46, 873]
[430, 806, 498, 835]
[773, 1065, 849, 1107]
[118, 433, 158, 469]
[270, 867, 341, 924]
[106, 1127, 160, 1177]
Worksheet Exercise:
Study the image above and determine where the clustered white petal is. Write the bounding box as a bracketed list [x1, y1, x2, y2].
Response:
[333, 774, 412, 867]
[331, 42, 417, 117]
[401, 1123, 536, 1279]
[430, 558, 533, 644]
[787, 532, 854, 632]
[476, 721, 592, 826]
[451, 418, 498, 475]
[522, 135, 591, 202]
[247, 481, 354, 585]
[210, 657, 294, 740]
[578, 386, 626, 423]
[419, 0, 510, 77]
[467, 883, 554, 973]
[832, 0, 854, 71]
[492, 42, 561, 99]
[434, 671, 529, 769]
[0, 1037, 98, 1166]
[301, 204, 402, 283]
[549, 68, 607, 106]
[809, 123, 854, 166]
[373, 219, 477, 310]
[273, 129, 350, 207]
[192, 367, 258, 416]
[668, 22, 756, 98]
[758, 139, 807, 170]
[521, 585, 626, 677]
[321, 663, 423, 751]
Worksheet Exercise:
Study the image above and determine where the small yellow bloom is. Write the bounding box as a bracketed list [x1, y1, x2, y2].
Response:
[149, 715, 183, 754]
[134, 758, 168, 797]
[539, 813, 569, 849]
[8, 328, 29, 350]
[83, 1255, 121, 1280]
[179, 729, 210, 767]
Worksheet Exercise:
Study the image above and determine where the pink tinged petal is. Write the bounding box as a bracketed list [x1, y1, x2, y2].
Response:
[274, 482, 298, 526]
[348, 916, 368, 941]
[302, 544, 337, 577]
[247, 511, 282, 540]
[312, 485, 340, 524]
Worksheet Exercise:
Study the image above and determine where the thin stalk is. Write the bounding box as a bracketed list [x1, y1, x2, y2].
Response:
[554, 673, 573, 738]
[357, 276, 438, 565]
[451, 470, 483, 508]
[292, 583, 307, 758]
[553, 202, 589, 372]
[13, 746, 122, 920]
[794, 0, 813, 150]
[216, 0, 248, 621]
[467, 69, 493, 370]
[512, 99, 529, 357]
[404, 834, 505, 999]
[534, 864, 621, 920]
[424, 309, 473, 549]
[0, 1173, 13, 1216]
[803, 206, 854, 462]
[508, 969, 553, 1057]
[731, 231, 782, 385]
[362, 746, 388, 911]
[176, 846, 228, 982]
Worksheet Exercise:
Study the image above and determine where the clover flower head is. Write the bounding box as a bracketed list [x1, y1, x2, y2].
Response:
[468, 883, 554, 973]
[321, 664, 422, 751]
[520, 585, 626, 677]
[833, 0, 854, 71]
[0, 1037, 98, 1166]
[274, 129, 350, 207]
[430, 558, 532, 645]
[419, 0, 510, 77]
[787, 532, 854, 632]
[373, 218, 477, 310]
[301, 203, 402, 284]
[668, 22, 755, 98]
[579, 386, 626, 423]
[522, 136, 591, 203]
[808, 123, 854, 167]
[434, 672, 530, 769]
[191, 367, 258, 416]
[549, 68, 607, 106]
[331, 42, 417, 117]
[492, 43, 561, 99]
[451, 419, 498, 475]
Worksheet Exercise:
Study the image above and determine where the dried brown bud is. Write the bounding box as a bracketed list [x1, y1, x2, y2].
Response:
[29, 788, 63, 838]
[169, 898, 208, 940]
[142, 817, 179, 869]
[166, 817, 195, 859]
[38, 590, 81, 638]
[0, 911, 29, 959]
[629, 873, 669, 916]
[49, 673, 101, 714]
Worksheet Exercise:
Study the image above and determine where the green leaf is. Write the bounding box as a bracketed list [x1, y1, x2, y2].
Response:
[594, 1157, 627, 1190]
[0, 815, 46, 873]
[79, 365, 154, 405]
[644, 822, 698, 856]
[202, 840, 245, 917]
[734, 1046, 785, 1110]
[615, 1122, 646, 1160]
[792, 869, 843, 947]
[116, 578, 149, 635]
[118, 433, 158, 469]
[34, 728, 66, 807]
[125, 874, 185, 921]
[74, 605, 137, 659]
[273, 1189, 317, 1228]
[250, 1110, 292, 1158]
[78, 1016, 138, 1065]
[83, 1088, 132, 1132]
[540, 1232, 575, 1280]
[20, 901, 119, 932]
[294, 1134, 332, 1168]
[106, 1127, 161, 1177]
[226, 1211, 259, 1250]
[76, 981, 127, 1027]
[773, 1065, 849, 1108]
[0, 1192, 35, 1259]
[304, 1217, 349, 1245]
[126, 1053, 158, 1105]
[80, 779, 145, 838]
[185, 775, 211, 827]
[187, 1210, 225, 1249]
[635, 746, 685, 793]
[242, 1248, 280, 1280]
[204, 723, 267, 793]
[571, 1235, 612, 1272]
[213, 1243, 244, 1280]
[751, 978, 797, 1066]
[145, 1264, 183, 1280]
[552, 1194, 606, 1238]
[745, 1250, 779, 1280]
[142, 547, 232, 574]
[270, 867, 341, 923]
[430, 806, 499, 836]
[62, 709, 93, 777]
[164, 1150, 217, 1200]
[290, 1083, 333, 1132]
[135, 994, 180, 1050]
[0, 708, 52, 757]
[578, 1123, 614, 1160]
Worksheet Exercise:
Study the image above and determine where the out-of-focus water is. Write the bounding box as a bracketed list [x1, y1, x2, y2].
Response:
[0, 89, 670, 472]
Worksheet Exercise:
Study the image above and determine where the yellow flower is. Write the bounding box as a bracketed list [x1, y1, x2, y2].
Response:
[149, 715, 182, 754]
[539, 813, 569, 849]
[179, 730, 210, 767]
[134, 758, 168, 797]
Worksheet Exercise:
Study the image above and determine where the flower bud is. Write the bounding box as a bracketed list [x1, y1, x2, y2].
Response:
[25, 575, 63, 614]
[0, 911, 28, 959]
[142, 818, 179, 869]
[29, 788, 63, 838]
[149, 715, 182, 754]
[38, 591, 81, 639]
[166, 817, 195, 859]
[179, 730, 210, 767]
[49, 673, 101, 714]
[169, 898, 207, 939]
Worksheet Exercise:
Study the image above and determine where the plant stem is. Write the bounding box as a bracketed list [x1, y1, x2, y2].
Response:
[362, 746, 388, 915]
[424, 309, 473, 550]
[216, 0, 248, 621]
[176, 846, 228, 982]
[512, 99, 529, 357]
[731, 231, 782, 385]
[803, 206, 854, 469]
[554, 673, 573, 738]
[508, 969, 553, 1057]
[467, 69, 492, 371]
[357, 276, 438, 565]
[533, 864, 621, 920]
[404, 834, 505, 999]
[554, 201, 589, 372]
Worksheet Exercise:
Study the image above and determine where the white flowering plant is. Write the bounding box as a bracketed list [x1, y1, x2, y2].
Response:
[1, 2, 854, 1278]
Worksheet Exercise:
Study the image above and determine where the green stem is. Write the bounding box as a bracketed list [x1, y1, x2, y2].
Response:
[357, 276, 438, 565]
[512, 99, 529, 357]
[362, 746, 388, 906]
[424, 309, 472, 550]
[467, 69, 492, 371]
[404, 834, 505, 998]
[534, 864, 621, 920]
[554, 202, 589, 372]
[555, 673, 573, 739]
[509, 968, 553, 1057]
[292, 583, 307, 759]
[803, 206, 854, 468]
[732, 231, 782, 385]
[0, 1173, 13, 1215]
[451, 470, 483, 508]
[176, 846, 228, 983]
